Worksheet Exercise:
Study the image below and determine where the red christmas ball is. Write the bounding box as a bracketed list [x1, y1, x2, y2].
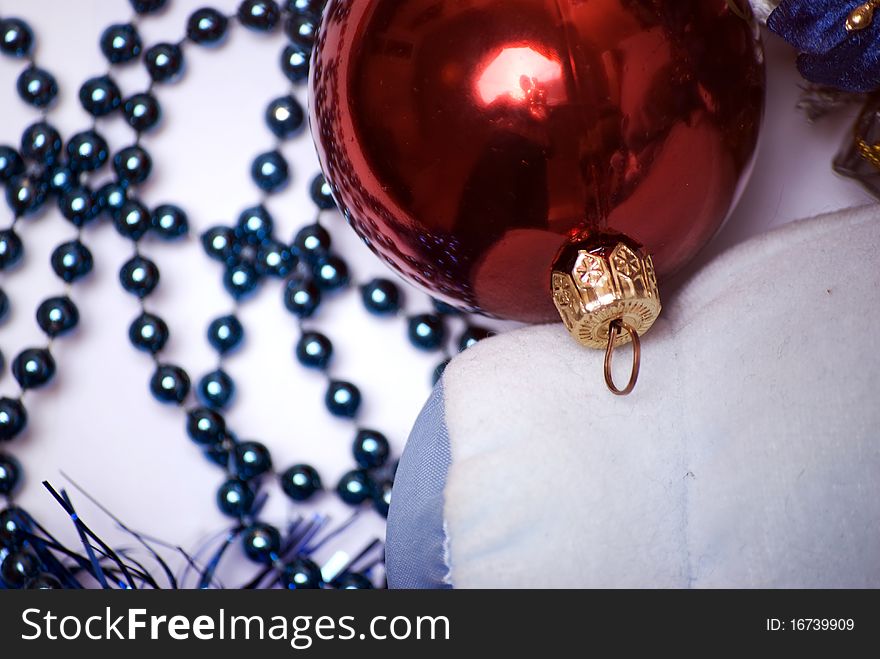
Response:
[310, 0, 764, 323]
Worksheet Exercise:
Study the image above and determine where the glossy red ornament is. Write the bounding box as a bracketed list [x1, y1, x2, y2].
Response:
[310, 0, 764, 323]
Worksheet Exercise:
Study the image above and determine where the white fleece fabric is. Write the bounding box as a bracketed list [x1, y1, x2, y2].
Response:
[440, 205, 880, 588]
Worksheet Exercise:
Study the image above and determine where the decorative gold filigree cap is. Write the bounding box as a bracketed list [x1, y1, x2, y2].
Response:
[551, 234, 661, 350]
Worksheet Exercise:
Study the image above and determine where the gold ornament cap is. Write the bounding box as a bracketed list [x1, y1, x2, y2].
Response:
[551, 233, 661, 350]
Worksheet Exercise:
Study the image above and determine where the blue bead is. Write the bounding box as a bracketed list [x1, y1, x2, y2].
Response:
[27, 574, 62, 589]
[265, 95, 304, 139]
[332, 572, 374, 590]
[46, 164, 75, 195]
[207, 315, 244, 355]
[283, 12, 318, 50]
[151, 204, 189, 240]
[336, 469, 373, 505]
[0, 550, 39, 589]
[0, 146, 25, 183]
[459, 325, 494, 352]
[128, 312, 169, 354]
[241, 523, 281, 564]
[309, 173, 336, 210]
[279, 464, 321, 501]
[130, 0, 168, 14]
[325, 381, 361, 418]
[432, 359, 450, 386]
[432, 298, 461, 315]
[36, 296, 79, 338]
[284, 0, 326, 13]
[113, 145, 152, 184]
[12, 348, 56, 390]
[16, 66, 57, 107]
[114, 200, 152, 240]
[353, 429, 390, 469]
[283, 278, 321, 318]
[20, 122, 62, 165]
[119, 255, 160, 298]
[0, 287, 8, 324]
[233, 440, 272, 480]
[201, 226, 240, 264]
[0, 18, 34, 57]
[295, 331, 332, 370]
[100, 24, 142, 64]
[51, 240, 93, 283]
[312, 254, 349, 291]
[79, 76, 122, 117]
[280, 43, 310, 83]
[6, 174, 48, 216]
[280, 558, 323, 590]
[186, 407, 226, 445]
[66, 131, 109, 172]
[58, 185, 98, 227]
[238, 0, 281, 31]
[122, 93, 161, 132]
[0, 506, 31, 547]
[292, 223, 331, 264]
[236, 205, 274, 245]
[251, 150, 289, 192]
[361, 278, 402, 316]
[223, 262, 260, 300]
[407, 314, 446, 351]
[197, 369, 236, 409]
[145, 42, 184, 83]
[372, 479, 393, 517]
[150, 364, 190, 404]
[96, 182, 128, 218]
[0, 398, 27, 442]
[255, 240, 295, 278]
[217, 478, 255, 518]
[187, 8, 229, 45]
[0, 454, 22, 496]
[0, 229, 24, 270]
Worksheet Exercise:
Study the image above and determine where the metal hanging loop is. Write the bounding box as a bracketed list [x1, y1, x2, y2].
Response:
[603, 319, 641, 396]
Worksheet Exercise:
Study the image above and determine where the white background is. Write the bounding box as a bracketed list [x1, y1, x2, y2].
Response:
[0, 0, 870, 585]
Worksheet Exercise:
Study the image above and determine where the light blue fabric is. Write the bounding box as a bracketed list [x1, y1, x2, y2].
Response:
[385, 381, 452, 589]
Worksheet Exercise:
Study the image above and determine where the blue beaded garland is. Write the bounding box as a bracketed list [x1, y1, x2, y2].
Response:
[0, 397, 28, 442]
[16, 66, 58, 108]
[236, 205, 274, 245]
[352, 429, 390, 469]
[122, 93, 162, 133]
[279, 464, 321, 501]
[207, 315, 244, 355]
[130, 0, 168, 15]
[35, 296, 79, 338]
[186, 407, 226, 445]
[96, 181, 129, 218]
[223, 261, 260, 300]
[58, 185, 98, 227]
[217, 478, 255, 518]
[292, 223, 330, 264]
[100, 24, 142, 64]
[66, 130, 109, 172]
[20, 122, 62, 165]
[119, 255, 160, 298]
[114, 200, 152, 241]
[0, 453, 22, 496]
[46, 164, 75, 195]
[0, 288, 8, 324]
[238, 0, 281, 32]
[360, 279, 402, 316]
[283, 278, 321, 318]
[336, 469, 373, 505]
[280, 44, 310, 83]
[0, 229, 24, 270]
[79, 76, 122, 117]
[0, 146, 25, 182]
[12, 348, 56, 390]
[325, 381, 361, 418]
[309, 173, 336, 210]
[251, 150, 289, 192]
[5, 175, 48, 217]
[151, 204, 189, 240]
[51, 240, 93, 283]
[312, 254, 349, 291]
[332, 572, 374, 590]
[0, 550, 39, 589]
[0, 18, 34, 58]
[113, 145, 152, 184]
[197, 369, 236, 409]
[295, 331, 333, 370]
[265, 95, 305, 139]
[407, 314, 446, 351]
[233, 441, 273, 480]
[128, 312, 170, 354]
[255, 240, 295, 278]
[187, 8, 229, 45]
[283, 12, 318, 50]
[372, 479, 393, 517]
[241, 523, 281, 565]
[145, 42, 184, 83]
[201, 226, 240, 265]
[280, 558, 323, 589]
[149, 364, 191, 404]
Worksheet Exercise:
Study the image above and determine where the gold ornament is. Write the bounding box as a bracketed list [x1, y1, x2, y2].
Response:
[551, 236, 662, 395]
[847, 1, 880, 32]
